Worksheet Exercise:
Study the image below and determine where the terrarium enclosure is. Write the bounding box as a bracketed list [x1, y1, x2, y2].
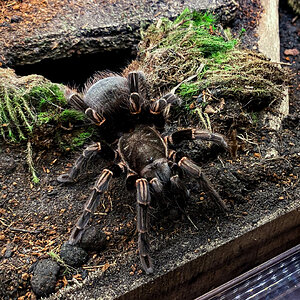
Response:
[0, 0, 299, 299]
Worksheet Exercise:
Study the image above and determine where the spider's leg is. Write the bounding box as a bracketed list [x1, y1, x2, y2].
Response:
[178, 157, 228, 211]
[128, 71, 145, 114]
[150, 93, 180, 116]
[169, 129, 228, 149]
[150, 98, 168, 115]
[69, 168, 113, 244]
[85, 108, 106, 126]
[136, 178, 153, 274]
[170, 174, 189, 209]
[57, 142, 115, 183]
[67, 93, 89, 112]
[65, 89, 106, 126]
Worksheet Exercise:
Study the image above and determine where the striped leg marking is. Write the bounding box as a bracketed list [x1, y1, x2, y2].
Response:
[57, 143, 103, 183]
[136, 178, 153, 274]
[178, 157, 228, 211]
[69, 169, 113, 244]
[128, 72, 142, 114]
[170, 129, 228, 149]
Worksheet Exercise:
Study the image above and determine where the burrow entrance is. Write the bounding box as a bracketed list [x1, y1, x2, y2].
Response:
[14, 48, 136, 88]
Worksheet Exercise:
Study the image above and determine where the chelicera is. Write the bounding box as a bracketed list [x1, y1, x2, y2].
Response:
[58, 71, 228, 274]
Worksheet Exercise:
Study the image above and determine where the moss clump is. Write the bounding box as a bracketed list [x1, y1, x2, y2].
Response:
[0, 68, 91, 182]
[125, 9, 289, 117]
[130, 9, 236, 95]
[0, 68, 85, 143]
[178, 50, 286, 111]
[59, 109, 85, 122]
[56, 128, 94, 152]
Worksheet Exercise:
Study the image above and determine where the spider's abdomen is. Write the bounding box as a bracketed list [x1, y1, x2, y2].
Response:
[118, 126, 167, 174]
[84, 76, 129, 115]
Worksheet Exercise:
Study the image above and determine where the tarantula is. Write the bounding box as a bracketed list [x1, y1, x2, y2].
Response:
[58, 71, 228, 274]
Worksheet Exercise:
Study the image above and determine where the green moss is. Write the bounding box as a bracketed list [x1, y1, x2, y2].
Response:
[138, 9, 237, 95]
[59, 109, 85, 122]
[29, 84, 66, 108]
[27, 141, 39, 183]
[0, 81, 68, 141]
[179, 82, 199, 99]
[56, 128, 94, 152]
[250, 112, 259, 124]
[132, 9, 288, 117]
[71, 130, 93, 149]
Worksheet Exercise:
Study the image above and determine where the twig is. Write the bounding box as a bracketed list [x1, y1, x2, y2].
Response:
[0, 218, 9, 226]
[194, 107, 209, 131]
[217, 155, 225, 168]
[185, 213, 199, 230]
[82, 264, 106, 270]
[268, 61, 291, 66]
[175, 201, 199, 230]
[9, 227, 41, 234]
[27, 141, 39, 183]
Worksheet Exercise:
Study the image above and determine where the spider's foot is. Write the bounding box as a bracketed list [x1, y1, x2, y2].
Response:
[138, 232, 153, 274]
[140, 254, 153, 274]
[57, 174, 74, 183]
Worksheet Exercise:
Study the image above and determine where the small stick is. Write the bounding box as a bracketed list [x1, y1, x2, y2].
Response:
[268, 61, 291, 66]
[175, 201, 199, 230]
[9, 227, 41, 234]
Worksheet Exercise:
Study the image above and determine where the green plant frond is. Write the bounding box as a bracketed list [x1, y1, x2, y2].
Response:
[0, 81, 71, 142]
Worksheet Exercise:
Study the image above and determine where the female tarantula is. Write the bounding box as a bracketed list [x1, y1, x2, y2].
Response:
[58, 71, 228, 274]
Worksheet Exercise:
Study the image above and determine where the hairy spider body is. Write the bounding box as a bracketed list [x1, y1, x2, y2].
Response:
[58, 71, 228, 274]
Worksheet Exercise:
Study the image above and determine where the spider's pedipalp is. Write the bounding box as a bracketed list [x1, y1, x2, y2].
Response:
[150, 177, 163, 194]
[178, 157, 228, 211]
[69, 168, 113, 244]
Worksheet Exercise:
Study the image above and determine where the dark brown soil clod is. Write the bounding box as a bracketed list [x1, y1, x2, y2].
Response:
[59, 242, 88, 267]
[30, 259, 60, 297]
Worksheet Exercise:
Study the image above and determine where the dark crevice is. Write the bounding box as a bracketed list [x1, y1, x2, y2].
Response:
[14, 48, 136, 89]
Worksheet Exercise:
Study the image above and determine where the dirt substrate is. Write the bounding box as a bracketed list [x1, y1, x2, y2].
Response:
[0, 101, 299, 299]
[0, 3, 300, 300]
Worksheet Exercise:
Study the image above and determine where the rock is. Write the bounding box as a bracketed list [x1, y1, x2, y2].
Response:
[284, 48, 299, 56]
[10, 16, 22, 23]
[60, 242, 88, 267]
[3, 243, 15, 258]
[0, 156, 16, 175]
[31, 259, 60, 297]
[79, 225, 108, 252]
[0, 0, 238, 67]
